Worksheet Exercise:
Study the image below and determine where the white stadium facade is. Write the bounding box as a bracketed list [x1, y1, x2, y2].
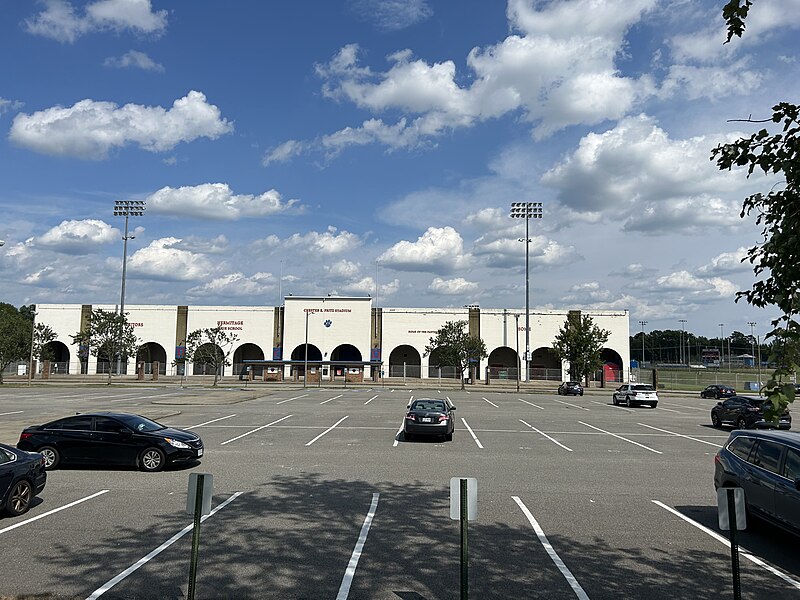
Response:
[33, 296, 630, 383]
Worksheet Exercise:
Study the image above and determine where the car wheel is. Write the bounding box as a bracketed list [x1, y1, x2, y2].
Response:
[711, 413, 721, 428]
[736, 416, 748, 430]
[626, 396, 632, 408]
[39, 446, 60, 470]
[445, 432, 453, 442]
[580, 391, 584, 396]
[139, 447, 166, 472]
[650, 402, 657, 408]
[6, 479, 33, 517]
[715, 392, 720, 400]
[612, 395, 617, 405]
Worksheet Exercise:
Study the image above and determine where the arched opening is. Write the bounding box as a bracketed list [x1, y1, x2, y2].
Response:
[530, 346, 561, 381]
[136, 342, 167, 375]
[192, 343, 224, 376]
[331, 344, 362, 379]
[290, 343, 322, 378]
[389, 345, 421, 378]
[234, 343, 265, 377]
[427, 347, 459, 379]
[95, 343, 129, 375]
[487, 346, 519, 381]
[43, 341, 70, 374]
[599, 348, 624, 383]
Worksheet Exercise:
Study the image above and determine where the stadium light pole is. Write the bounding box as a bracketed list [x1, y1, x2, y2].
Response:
[114, 200, 146, 375]
[638, 320, 648, 368]
[510, 202, 543, 384]
[719, 323, 724, 369]
[678, 319, 687, 365]
[28, 310, 37, 386]
[748, 322, 757, 366]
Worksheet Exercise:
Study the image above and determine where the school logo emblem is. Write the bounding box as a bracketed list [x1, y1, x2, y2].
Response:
[324, 319, 332, 328]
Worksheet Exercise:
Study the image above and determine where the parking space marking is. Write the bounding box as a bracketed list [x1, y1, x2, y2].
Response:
[393, 418, 405, 447]
[277, 393, 309, 405]
[652, 500, 800, 591]
[483, 397, 499, 408]
[579, 422, 663, 454]
[513, 496, 590, 600]
[336, 492, 380, 600]
[189, 414, 237, 428]
[0, 490, 109, 536]
[519, 420, 573, 452]
[0, 410, 23, 416]
[306, 416, 349, 446]
[553, 399, 590, 411]
[519, 398, 545, 410]
[637, 423, 723, 448]
[663, 402, 708, 412]
[461, 418, 483, 449]
[321, 394, 344, 405]
[590, 400, 633, 413]
[220, 415, 293, 445]
[364, 394, 379, 405]
[655, 406, 683, 414]
[86, 492, 243, 599]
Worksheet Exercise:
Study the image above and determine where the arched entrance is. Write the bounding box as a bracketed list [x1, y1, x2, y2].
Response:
[291, 343, 322, 378]
[331, 344, 362, 379]
[487, 346, 519, 380]
[599, 348, 623, 383]
[234, 343, 265, 377]
[136, 342, 167, 375]
[530, 346, 561, 381]
[192, 343, 224, 375]
[427, 347, 459, 379]
[95, 344, 128, 375]
[389, 345, 421, 378]
[43, 340, 70, 374]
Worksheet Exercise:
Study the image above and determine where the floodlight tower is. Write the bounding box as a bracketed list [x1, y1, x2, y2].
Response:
[113, 200, 146, 374]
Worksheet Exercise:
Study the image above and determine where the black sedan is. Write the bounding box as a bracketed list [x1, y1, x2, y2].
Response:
[17, 412, 204, 472]
[557, 381, 584, 396]
[0, 442, 46, 517]
[711, 396, 792, 430]
[404, 398, 456, 441]
[700, 384, 736, 399]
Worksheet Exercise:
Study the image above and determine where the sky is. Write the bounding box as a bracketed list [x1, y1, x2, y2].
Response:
[1, 0, 799, 340]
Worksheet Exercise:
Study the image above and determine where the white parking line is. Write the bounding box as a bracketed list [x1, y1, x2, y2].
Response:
[276, 393, 309, 405]
[513, 496, 590, 599]
[637, 423, 723, 448]
[579, 422, 663, 454]
[0, 490, 109, 536]
[652, 500, 800, 591]
[590, 400, 633, 413]
[655, 406, 683, 414]
[461, 418, 483, 449]
[364, 394, 379, 405]
[553, 399, 590, 411]
[519, 398, 545, 410]
[189, 414, 237, 428]
[220, 415, 292, 445]
[663, 402, 708, 412]
[519, 420, 573, 452]
[483, 397, 499, 407]
[393, 418, 405, 447]
[306, 416, 349, 446]
[336, 492, 380, 600]
[321, 394, 343, 405]
[86, 492, 243, 599]
[0, 410, 23, 416]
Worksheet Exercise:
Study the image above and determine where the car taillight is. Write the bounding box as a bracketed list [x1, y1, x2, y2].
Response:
[19, 432, 32, 441]
[439, 415, 448, 422]
[714, 454, 722, 466]
[406, 413, 415, 421]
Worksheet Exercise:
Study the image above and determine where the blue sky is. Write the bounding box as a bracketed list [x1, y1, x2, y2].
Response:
[1, 0, 799, 339]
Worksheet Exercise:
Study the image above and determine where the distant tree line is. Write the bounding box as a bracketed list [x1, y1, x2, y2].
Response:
[629, 329, 770, 365]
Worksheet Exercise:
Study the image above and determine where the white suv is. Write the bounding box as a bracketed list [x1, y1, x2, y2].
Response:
[612, 384, 658, 408]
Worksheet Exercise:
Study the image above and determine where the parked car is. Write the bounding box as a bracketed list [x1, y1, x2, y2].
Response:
[612, 383, 658, 408]
[700, 384, 736, 399]
[557, 381, 584, 396]
[17, 412, 204, 472]
[710, 396, 792, 430]
[404, 398, 456, 441]
[0, 442, 46, 517]
[714, 430, 800, 537]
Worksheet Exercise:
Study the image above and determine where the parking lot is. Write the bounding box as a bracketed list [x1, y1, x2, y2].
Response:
[1, 385, 799, 599]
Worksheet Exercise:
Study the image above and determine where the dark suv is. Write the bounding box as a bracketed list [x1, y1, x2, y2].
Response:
[714, 430, 800, 536]
[710, 395, 792, 430]
[700, 384, 736, 399]
[557, 381, 584, 396]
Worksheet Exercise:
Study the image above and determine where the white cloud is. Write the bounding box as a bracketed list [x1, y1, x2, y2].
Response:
[660, 61, 763, 101]
[9, 91, 233, 159]
[25, 0, 167, 43]
[325, 260, 362, 280]
[697, 247, 750, 276]
[104, 50, 164, 72]
[265, 227, 364, 256]
[186, 272, 275, 298]
[263, 139, 307, 166]
[378, 226, 471, 274]
[147, 183, 301, 220]
[35, 219, 119, 253]
[429, 277, 479, 295]
[472, 232, 583, 270]
[349, 0, 432, 31]
[0, 98, 24, 117]
[127, 237, 213, 281]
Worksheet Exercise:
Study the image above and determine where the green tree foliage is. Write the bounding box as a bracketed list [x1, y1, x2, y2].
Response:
[33, 323, 58, 363]
[424, 320, 487, 390]
[714, 2, 800, 417]
[552, 313, 610, 384]
[184, 327, 239, 387]
[0, 303, 31, 384]
[71, 309, 140, 385]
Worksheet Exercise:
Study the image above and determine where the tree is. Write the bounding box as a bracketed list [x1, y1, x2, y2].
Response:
[184, 327, 239, 387]
[424, 320, 487, 390]
[552, 313, 610, 384]
[713, 2, 800, 417]
[31, 323, 57, 374]
[71, 309, 140, 385]
[0, 303, 30, 384]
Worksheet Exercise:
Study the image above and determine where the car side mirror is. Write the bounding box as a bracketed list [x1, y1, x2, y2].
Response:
[716, 402, 722, 406]
[450, 406, 456, 410]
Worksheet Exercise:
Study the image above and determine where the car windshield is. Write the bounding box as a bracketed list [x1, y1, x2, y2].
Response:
[412, 401, 446, 412]
[115, 414, 165, 432]
[632, 385, 655, 391]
